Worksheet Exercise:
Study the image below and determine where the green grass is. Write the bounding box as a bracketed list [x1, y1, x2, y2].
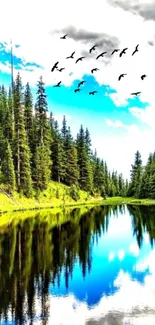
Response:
[0, 181, 155, 216]
[100, 197, 155, 205]
[0, 181, 103, 214]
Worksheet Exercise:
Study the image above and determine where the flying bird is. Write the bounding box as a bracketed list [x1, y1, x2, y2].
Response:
[96, 52, 107, 60]
[57, 68, 65, 72]
[111, 49, 120, 55]
[60, 34, 68, 39]
[75, 57, 85, 63]
[118, 73, 127, 81]
[132, 44, 139, 56]
[141, 74, 147, 80]
[89, 91, 97, 95]
[53, 81, 61, 87]
[131, 91, 141, 96]
[78, 81, 85, 87]
[74, 88, 81, 93]
[89, 45, 97, 53]
[119, 48, 128, 57]
[91, 68, 99, 73]
[66, 51, 75, 59]
[51, 61, 59, 72]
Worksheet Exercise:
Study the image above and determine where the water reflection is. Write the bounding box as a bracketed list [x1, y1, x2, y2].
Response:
[0, 204, 155, 324]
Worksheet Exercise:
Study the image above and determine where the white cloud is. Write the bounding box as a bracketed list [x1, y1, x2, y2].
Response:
[135, 249, 155, 273]
[105, 118, 124, 128]
[129, 243, 140, 257]
[118, 249, 125, 260]
[0, 0, 155, 179]
[92, 125, 155, 179]
[105, 118, 139, 132]
[108, 251, 115, 261]
[129, 105, 155, 130]
[0, 0, 155, 101]
[144, 233, 150, 245]
[24, 249, 155, 325]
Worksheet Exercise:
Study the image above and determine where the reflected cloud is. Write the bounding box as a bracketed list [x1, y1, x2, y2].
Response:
[129, 243, 140, 257]
[32, 249, 155, 324]
[118, 249, 125, 261]
[1, 205, 155, 325]
[108, 252, 115, 261]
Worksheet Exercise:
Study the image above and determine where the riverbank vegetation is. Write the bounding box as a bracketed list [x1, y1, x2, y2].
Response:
[0, 73, 155, 215]
[0, 73, 128, 204]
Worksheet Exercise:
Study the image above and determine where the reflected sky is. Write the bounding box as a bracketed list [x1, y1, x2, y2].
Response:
[50, 207, 152, 308]
[1, 205, 155, 325]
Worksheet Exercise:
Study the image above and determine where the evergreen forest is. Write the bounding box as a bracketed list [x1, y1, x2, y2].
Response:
[0, 72, 154, 199]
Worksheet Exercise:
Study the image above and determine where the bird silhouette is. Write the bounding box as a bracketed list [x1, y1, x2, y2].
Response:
[54, 81, 61, 87]
[111, 49, 120, 55]
[141, 74, 146, 80]
[118, 73, 127, 81]
[91, 68, 99, 73]
[74, 88, 81, 93]
[66, 51, 75, 59]
[132, 44, 139, 56]
[75, 57, 85, 63]
[119, 48, 128, 57]
[96, 52, 107, 59]
[60, 34, 68, 39]
[78, 81, 85, 87]
[89, 91, 97, 95]
[57, 68, 65, 72]
[131, 91, 141, 96]
[51, 61, 59, 72]
[89, 45, 97, 53]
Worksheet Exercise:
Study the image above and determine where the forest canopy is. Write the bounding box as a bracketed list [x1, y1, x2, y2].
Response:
[0, 73, 154, 199]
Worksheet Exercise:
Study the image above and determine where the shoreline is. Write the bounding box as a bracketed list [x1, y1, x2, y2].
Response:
[0, 195, 155, 215]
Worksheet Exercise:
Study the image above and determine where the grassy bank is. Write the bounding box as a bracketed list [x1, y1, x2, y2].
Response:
[0, 181, 103, 214]
[0, 182, 155, 215]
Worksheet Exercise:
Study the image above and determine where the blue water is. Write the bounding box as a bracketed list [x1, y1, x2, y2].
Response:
[1, 205, 155, 325]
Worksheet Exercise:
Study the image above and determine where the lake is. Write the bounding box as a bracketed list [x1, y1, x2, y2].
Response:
[0, 204, 155, 325]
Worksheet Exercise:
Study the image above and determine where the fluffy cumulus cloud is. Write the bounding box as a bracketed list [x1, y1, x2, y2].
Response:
[92, 122, 155, 179]
[18, 249, 155, 325]
[1, 0, 155, 178]
[0, 0, 155, 99]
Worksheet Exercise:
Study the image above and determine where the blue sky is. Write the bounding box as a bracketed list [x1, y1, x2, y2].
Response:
[0, 0, 155, 179]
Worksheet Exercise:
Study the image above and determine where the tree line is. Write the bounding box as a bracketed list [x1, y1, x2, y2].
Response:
[0, 73, 128, 198]
[128, 150, 155, 199]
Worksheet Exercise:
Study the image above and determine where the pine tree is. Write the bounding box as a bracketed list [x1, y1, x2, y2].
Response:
[85, 128, 92, 157]
[35, 76, 50, 145]
[77, 125, 93, 192]
[13, 73, 32, 196]
[128, 150, 143, 197]
[34, 144, 51, 190]
[1, 140, 16, 193]
[65, 145, 79, 186]
[34, 76, 51, 186]
[24, 82, 34, 152]
[4, 87, 14, 146]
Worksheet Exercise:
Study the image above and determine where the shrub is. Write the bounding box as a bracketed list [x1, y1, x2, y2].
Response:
[70, 184, 80, 201]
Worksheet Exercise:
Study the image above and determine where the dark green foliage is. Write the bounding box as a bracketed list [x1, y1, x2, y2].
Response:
[128, 151, 143, 198]
[24, 82, 34, 153]
[70, 184, 80, 201]
[0, 73, 128, 197]
[0, 140, 16, 193]
[13, 73, 32, 197]
[34, 144, 51, 190]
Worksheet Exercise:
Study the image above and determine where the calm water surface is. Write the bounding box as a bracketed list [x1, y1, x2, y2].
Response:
[0, 204, 155, 325]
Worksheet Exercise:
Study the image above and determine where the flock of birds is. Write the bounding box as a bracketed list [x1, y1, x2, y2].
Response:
[51, 34, 147, 96]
